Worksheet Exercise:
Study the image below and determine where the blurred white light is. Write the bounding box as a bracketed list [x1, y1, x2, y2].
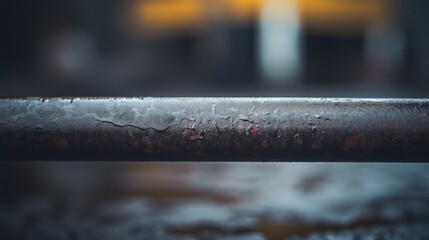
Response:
[259, 0, 302, 84]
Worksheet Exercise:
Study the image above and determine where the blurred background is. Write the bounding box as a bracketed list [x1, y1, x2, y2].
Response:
[2, 0, 429, 239]
[1, 0, 429, 96]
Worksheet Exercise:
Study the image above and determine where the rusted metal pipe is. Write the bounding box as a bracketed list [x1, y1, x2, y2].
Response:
[0, 97, 428, 161]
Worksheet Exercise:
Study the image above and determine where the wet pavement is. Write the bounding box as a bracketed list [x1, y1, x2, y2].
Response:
[1, 163, 429, 239]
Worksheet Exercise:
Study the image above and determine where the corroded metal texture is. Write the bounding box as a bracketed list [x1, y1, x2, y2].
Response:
[0, 97, 429, 161]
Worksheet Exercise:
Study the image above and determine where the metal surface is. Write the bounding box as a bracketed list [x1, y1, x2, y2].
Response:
[0, 97, 428, 161]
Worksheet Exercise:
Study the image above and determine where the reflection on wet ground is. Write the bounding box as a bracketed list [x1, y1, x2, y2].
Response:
[1, 163, 429, 239]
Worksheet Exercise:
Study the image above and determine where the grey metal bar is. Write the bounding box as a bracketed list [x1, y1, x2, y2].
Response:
[0, 97, 428, 161]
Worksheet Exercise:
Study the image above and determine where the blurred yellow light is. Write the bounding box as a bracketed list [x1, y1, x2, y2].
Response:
[300, 0, 389, 33]
[135, 0, 205, 33]
[133, 0, 391, 36]
[226, 0, 262, 22]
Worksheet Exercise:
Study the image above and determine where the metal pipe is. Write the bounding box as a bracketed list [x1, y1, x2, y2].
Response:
[0, 97, 428, 161]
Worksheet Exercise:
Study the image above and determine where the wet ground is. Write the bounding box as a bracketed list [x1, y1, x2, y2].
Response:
[1, 162, 429, 239]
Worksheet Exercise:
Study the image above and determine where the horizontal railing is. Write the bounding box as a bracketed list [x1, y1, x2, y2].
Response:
[1, 97, 428, 161]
